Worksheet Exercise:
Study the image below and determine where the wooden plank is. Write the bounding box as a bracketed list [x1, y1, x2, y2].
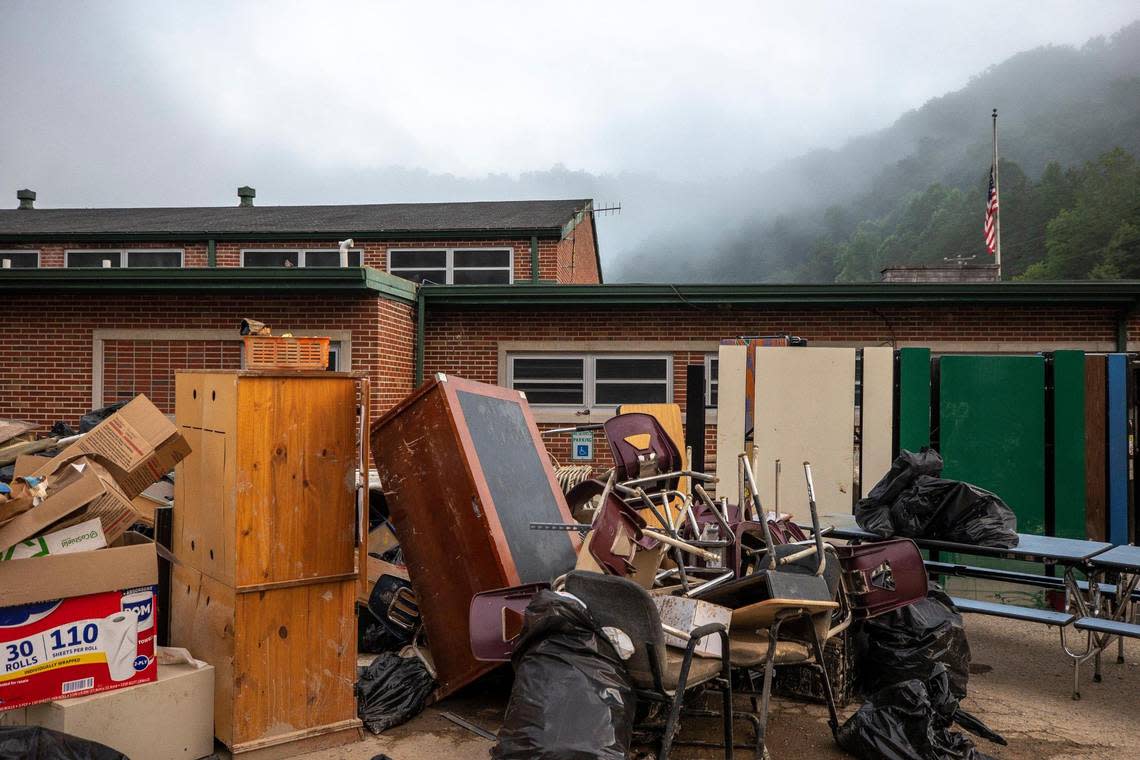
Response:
[860, 347, 894, 497]
[235, 376, 357, 587]
[170, 564, 237, 746]
[230, 722, 362, 758]
[232, 581, 358, 749]
[173, 425, 234, 585]
[1052, 350, 1087, 539]
[714, 345, 747, 503]
[753, 348, 856, 517]
[1085, 355, 1108, 541]
[897, 347, 931, 452]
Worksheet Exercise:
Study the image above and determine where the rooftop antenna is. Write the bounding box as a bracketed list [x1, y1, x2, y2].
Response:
[592, 202, 622, 216]
[944, 254, 977, 267]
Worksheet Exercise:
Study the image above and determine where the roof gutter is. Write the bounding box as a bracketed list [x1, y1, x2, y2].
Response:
[0, 227, 566, 245]
[0, 266, 418, 303]
[415, 287, 426, 386]
[420, 281, 1140, 309]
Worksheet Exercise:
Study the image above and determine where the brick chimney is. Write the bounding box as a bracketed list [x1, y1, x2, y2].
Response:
[237, 186, 256, 207]
[16, 189, 35, 210]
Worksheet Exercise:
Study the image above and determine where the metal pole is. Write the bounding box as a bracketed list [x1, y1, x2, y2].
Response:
[992, 108, 1002, 279]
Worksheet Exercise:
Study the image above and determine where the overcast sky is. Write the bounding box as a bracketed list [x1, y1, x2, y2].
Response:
[2, 1, 1137, 267]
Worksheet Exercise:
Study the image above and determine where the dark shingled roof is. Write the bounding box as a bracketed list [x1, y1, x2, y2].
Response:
[0, 199, 591, 237]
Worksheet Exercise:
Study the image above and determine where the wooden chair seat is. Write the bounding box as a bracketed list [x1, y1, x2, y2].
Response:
[728, 631, 810, 668]
[662, 647, 724, 693]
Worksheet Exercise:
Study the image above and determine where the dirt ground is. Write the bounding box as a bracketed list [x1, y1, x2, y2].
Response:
[300, 614, 1140, 760]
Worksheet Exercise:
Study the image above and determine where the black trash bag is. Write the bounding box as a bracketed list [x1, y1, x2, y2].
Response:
[0, 726, 127, 760]
[837, 667, 1000, 760]
[356, 652, 435, 734]
[860, 586, 971, 699]
[893, 478, 1018, 548]
[493, 589, 635, 760]
[79, 401, 128, 433]
[357, 611, 407, 654]
[48, 422, 76, 438]
[857, 448, 944, 536]
[855, 448, 1018, 548]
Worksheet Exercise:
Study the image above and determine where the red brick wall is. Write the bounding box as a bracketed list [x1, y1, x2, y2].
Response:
[103, 339, 243, 410]
[555, 211, 601, 284]
[0, 292, 415, 427]
[4, 242, 210, 268]
[15, 237, 581, 283]
[424, 303, 1127, 473]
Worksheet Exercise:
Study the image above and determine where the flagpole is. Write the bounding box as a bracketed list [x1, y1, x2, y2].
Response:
[992, 108, 1002, 279]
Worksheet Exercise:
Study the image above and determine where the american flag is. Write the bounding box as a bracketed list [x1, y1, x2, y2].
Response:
[984, 165, 999, 254]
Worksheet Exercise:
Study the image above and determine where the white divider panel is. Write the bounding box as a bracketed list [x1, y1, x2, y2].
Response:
[714, 344, 748, 502]
[860, 347, 895, 498]
[754, 347, 856, 517]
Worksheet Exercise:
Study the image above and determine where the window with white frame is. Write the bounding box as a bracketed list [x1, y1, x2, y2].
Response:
[240, 249, 363, 267]
[388, 248, 512, 285]
[508, 353, 671, 410]
[66, 249, 183, 268]
[0, 250, 39, 268]
[705, 354, 719, 407]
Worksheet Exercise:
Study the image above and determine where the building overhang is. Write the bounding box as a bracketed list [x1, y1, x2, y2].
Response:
[0, 266, 418, 304]
[419, 281, 1140, 309]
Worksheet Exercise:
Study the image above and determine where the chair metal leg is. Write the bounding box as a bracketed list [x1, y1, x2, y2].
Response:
[805, 615, 840, 737]
[659, 690, 685, 760]
[722, 679, 734, 758]
[756, 621, 784, 746]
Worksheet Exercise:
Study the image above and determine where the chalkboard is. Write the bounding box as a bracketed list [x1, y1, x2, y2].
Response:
[457, 390, 577, 582]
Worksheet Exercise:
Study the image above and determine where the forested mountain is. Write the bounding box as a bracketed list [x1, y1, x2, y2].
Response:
[613, 21, 1140, 282]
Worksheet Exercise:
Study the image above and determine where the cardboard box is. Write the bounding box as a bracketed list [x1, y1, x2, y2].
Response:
[25, 662, 214, 759]
[2, 518, 107, 561]
[653, 595, 732, 658]
[0, 461, 142, 551]
[0, 539, 158, 710]
[32, 395, 191, 500]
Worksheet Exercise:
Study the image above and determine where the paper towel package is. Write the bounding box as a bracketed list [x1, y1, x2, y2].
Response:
[0, 538, 157, 710]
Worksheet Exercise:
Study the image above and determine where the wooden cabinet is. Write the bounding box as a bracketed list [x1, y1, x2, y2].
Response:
[371, 375, 578, 698]
[172, 371, 364, 756]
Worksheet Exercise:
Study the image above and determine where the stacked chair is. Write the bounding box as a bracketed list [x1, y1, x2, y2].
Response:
[473, 409, 929, 759]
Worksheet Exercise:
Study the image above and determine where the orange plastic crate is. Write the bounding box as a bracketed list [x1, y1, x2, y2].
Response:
[243, 336, 330, 370]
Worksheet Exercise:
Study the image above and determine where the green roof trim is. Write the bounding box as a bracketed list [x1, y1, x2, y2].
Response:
[0, 266, 418, 303]
[420, 281, 1140, 308]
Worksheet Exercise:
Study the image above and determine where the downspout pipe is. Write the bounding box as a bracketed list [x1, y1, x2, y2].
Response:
[207, 239, 217, 267]
[415, 286, 425, 386]
[530, 235, 539, 283]
[1115, 302, 1137, 352]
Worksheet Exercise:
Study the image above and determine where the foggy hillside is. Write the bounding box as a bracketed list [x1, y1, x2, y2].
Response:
[611, 21, 1140, 283]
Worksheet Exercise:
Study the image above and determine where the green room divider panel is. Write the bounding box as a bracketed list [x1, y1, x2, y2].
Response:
[897, 347, 931, 453]
[938, 355, 1046, 535]
[1052, 351, 1087, 539]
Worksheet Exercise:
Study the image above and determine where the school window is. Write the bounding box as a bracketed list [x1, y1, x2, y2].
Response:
[0, 250, 39, 268]
[65, 250, 183, 268]
[388, 248, 512, 285]
[240, 249, 362, 267]
[507, 353, 672, 409]
[706, 354, 719, 407]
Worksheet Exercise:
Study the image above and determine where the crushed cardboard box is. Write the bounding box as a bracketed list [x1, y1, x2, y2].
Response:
[0, 460, 144, 551]
[31, 395, 190, 500]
